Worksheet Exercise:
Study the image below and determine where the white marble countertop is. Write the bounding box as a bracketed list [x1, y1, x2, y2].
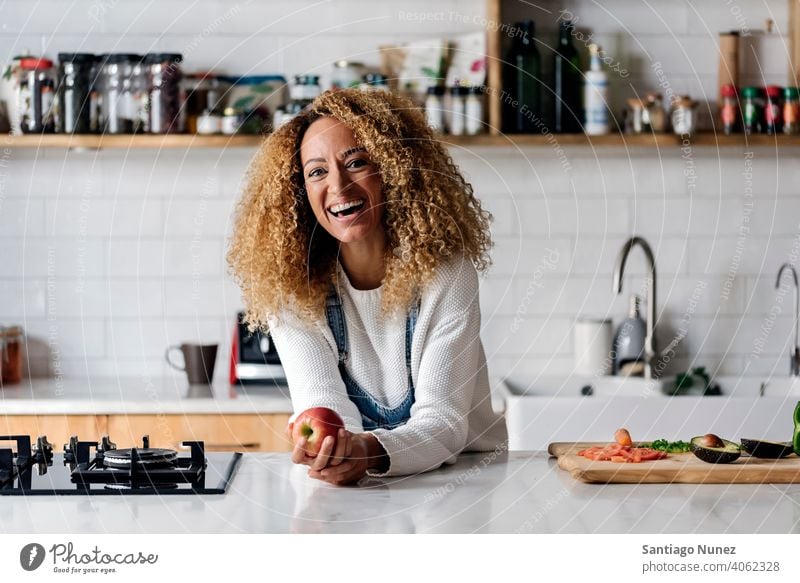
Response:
[2, 451, 798, 534]
[0, 378, 293, 415]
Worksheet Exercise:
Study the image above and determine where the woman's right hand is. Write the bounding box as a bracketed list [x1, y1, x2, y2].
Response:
[287, 422, 352, 472]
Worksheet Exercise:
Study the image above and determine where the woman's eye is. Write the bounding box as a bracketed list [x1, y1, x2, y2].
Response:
[347, 158, 369, 170]
[307, 168, 325, 178]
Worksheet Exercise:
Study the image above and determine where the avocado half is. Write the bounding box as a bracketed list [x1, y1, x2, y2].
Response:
[690, 435, 741, 464]
[740, 438, 794, 459]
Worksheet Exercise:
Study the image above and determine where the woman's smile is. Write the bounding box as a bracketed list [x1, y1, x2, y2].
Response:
[300, 117, 384, 245]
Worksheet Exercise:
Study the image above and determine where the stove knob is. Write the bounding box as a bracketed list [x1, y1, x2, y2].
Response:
[63, 436, 78, 465]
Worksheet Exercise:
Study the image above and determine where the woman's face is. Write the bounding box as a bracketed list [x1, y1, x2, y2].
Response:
[300, 117, 384, 245]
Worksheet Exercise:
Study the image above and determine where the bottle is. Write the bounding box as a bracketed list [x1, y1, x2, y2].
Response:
[425, 85, 445, 133]
[719, 83, 738, 134]
[449, 85, 467, 136]
[612, 295, 647, 376]
[764, 85, 782, 135]
[784, 86, 800, 134]
[583, 43, 610, 135]
[553, 20, 582, 133]
[741, 86, 761, 135]
[465, 86, 484, 135]
[502, 20, 542, 133]
[794, 401, 800, 456]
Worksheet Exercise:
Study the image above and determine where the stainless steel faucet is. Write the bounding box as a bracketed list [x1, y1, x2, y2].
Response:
[612, 237, 657, 379]
[776, 263, 800, 377]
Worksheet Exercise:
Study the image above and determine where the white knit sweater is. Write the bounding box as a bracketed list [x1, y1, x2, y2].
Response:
[269, 254, 508, 477]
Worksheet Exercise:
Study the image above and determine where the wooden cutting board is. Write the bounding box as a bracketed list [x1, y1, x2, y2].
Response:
[548, 442, 800, 484]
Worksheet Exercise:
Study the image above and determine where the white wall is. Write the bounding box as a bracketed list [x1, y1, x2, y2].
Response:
[1, 0, 798, 384]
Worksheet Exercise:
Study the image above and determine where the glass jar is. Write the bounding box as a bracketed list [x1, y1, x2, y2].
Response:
[331, 60, 365, 90]
[465, 86, 484, 135]
[670, 95, 697, 136]
[626, 98, 645, 133]
[98, 53, 143, 134]
[643, 92, 665, 132]
[425, 85, 445, 133]
[57, 52, 95, 134]
[764, 85, 782, 135]
[449, 85, 468, 136]
[719, 83, 738, 135]
[19, 57, 56, 133]
[741, 86, 762, 134]
[1, 54, 30, 134]
[0, 325, 24, 385]
[221, 107, 242, 135]
[783, 86, 800, 135]
[360, 73, 389, 92]
[143, 52, 183, 134]
[197, 108, 222, 134]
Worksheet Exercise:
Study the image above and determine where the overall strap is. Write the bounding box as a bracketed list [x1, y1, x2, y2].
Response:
[325, 290, 348, 364]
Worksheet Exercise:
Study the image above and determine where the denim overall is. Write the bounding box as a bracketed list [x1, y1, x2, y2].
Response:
[325, 290, 419, 430]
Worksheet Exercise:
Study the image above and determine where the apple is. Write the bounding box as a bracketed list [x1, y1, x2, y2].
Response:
[291, 407, 344, 457]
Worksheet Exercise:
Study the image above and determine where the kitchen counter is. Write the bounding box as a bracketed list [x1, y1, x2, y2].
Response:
[0, 377, 293, 415]
[2, 451, 799, 534]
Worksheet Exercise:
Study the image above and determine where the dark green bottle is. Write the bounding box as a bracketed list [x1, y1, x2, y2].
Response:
[553, 20, 582, 133]
[503, 20, 542, 133]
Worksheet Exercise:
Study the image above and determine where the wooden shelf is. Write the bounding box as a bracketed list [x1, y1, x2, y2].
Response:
[3, 133, 264, 149]
[5, 132, 800, 150]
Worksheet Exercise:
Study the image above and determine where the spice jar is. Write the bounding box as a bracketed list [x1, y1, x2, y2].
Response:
[2, 54, 30, 134]
[1, 325, 24, 385]
[221, 107, 242, 135]
[360, 73, 390, 91]
[465, 86, 484, 135]
[741, 86, 762, 134]
[425, 86, 445, 133]
[783, 86, 800, 135]
[719, 83, 738, 135]
[197, 108, 222, 134]
[19, 57, 56, 133]
[143, 52, 183, 134]
[670, 95, 697, 136]
[626, 98, 645, 133]
[57, 53, 95, 134]
[98, 54, 144, 134]
[449, 85, 468, 136]
[643, 92, 665, 132]
[764, 85, 782, 135]
[331, 60, 365, 90]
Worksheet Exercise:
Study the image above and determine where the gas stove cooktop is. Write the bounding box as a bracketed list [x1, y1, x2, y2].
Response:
[0, 434, 242, 496]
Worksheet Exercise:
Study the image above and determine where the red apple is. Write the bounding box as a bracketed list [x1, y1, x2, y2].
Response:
[291, 407, 344, 457]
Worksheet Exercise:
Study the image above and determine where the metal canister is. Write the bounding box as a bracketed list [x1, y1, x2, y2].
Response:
[98, 53, 143, 134]
[19, 57, 56, 133]
[143, 52, 183, 134]
[57, 52, 95, 134]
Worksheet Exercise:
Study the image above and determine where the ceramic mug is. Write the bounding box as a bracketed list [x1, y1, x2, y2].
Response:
[165, 343, 218, 385]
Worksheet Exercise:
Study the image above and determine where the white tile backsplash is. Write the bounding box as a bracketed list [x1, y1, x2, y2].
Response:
[3, 0, 800, 380]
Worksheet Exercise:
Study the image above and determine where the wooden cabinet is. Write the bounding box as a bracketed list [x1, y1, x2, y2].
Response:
[1, 414, 291, 452]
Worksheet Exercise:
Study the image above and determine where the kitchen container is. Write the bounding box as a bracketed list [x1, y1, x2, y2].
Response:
[143, 52, 183, 134]
[574, 318, 613, 376]
[670, 95, 697, 136]
[221, 107, 242, 135]
[741, 86, 762, 134]
[626, 98, 645, 133]
[465, 86, 484, 135]
[19, 57, 56, 133]
[784, 87, 800, 134]
[331, 60, 365, 90]
[448, 85, 468, 135]
[764, 85, 782, 135]
[0, 325, 24, 385]
[57, 53, 96, 134]
[221, 75, 285, 134]
[182, 73, 224, 134]
[360, 73, 389, 91]
[98, 53, 144, 134]
[196, 109, 222, 134]
[425, 85, 445, 132]
[1, 54, 29, 134]
[643, 92, 665, 132]
[719, 83, 738, 134]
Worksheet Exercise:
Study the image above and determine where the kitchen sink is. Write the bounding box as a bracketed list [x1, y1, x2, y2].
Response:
[493, 375, 796, 451]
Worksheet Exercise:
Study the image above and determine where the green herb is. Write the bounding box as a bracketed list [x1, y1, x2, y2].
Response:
[642, 439, 691, 453]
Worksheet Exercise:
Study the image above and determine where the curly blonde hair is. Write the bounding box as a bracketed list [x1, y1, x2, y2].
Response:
[227, 88, 492, 329]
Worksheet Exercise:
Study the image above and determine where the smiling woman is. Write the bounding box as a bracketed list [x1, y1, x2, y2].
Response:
[227, 89, 507, 484]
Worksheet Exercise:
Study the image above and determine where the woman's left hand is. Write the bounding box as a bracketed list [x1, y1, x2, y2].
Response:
[307, 433, 377, 485]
